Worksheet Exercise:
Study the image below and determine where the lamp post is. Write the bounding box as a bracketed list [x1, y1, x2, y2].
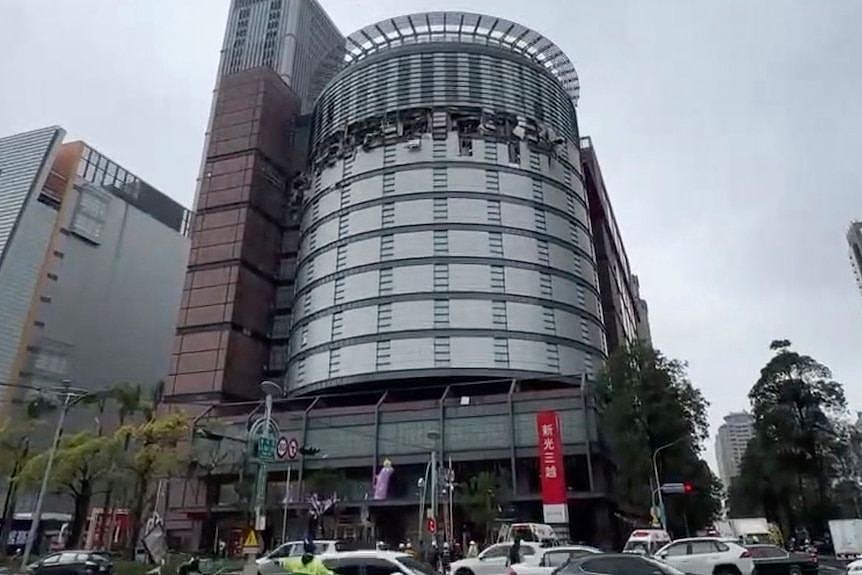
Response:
[652, 436, 687, 530]
[21, 383, 89, 568]
[427, 430, 441, 544]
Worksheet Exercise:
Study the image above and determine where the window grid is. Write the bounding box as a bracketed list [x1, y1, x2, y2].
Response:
[537, 239, 550, 265]
[534, 208, 547, 232]
[546, 342, 561, 372]
[543, 307, 556, 333]
[340, 185, 352, 208]
[492, 300, 508, 328]
[433, 197, 448, 221]
[433, 140, 447, 160]
[434, 299, 450, 327]
[433, 263, 449, 291]
[342, 154, 355, 178]
[303, 293, 311, 314]
[539, 272, 553, 297]
[529, 152, 541, 172]
[580, 318, 591, 342]
[338, 214, 349, 238]
[333, 277, 345, 303]
[335, 244, 347, 271]
[484, 140, 498, 162]
[434, 337, 451, 366]
[376, 340, 391, 368]
[487, 200, 501, 223]
[331, 311, 343, 338]
[490, 265, 505, 292]
[379, 267, 394, 295]
[433, 229, 449, 255]
[532, 178, 544, 203]
[296, 358, 305, 383]
[328, 348, 341, 376]
[485, 169, 500, 192]
[494, 338, 510, 367]
[382, 172, 395, 195]
[380, 234, 394, 260]
[377, 303, 393, 330]
[381, 202, 395, 226]
[488, 231, 504, 256]
[432, 167, 447, 190]
[383, 144, 397, 166]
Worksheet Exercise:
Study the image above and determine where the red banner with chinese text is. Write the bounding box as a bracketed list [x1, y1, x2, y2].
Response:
[536, 411, 567, 513]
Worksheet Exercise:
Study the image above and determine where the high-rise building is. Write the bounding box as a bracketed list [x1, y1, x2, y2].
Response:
[0, 127, 190, 421]
[217, 0, 343, 112]
[581, 137, 650, 352]
[166, 9, 649, 550]
[849, 221, 862, 296]
[715, 411, 755, 486]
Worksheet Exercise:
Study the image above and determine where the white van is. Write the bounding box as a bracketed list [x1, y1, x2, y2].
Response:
[623, 529, 671, 555]
[499, 523, 561, 546]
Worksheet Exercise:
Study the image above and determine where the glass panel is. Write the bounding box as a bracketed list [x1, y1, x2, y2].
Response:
[689, 541, 718, 555]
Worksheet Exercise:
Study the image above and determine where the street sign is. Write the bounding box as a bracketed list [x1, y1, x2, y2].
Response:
[257, 435, 275, 461]
[660, 482, 693, 494]
[242, 529, 260, 555]
[287, 437, 299, 460]
[426, 517, 437, 534]
[276, 436, 288, 459]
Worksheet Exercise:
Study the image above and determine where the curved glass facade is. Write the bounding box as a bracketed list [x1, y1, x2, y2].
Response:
[286, 14, 606, 395]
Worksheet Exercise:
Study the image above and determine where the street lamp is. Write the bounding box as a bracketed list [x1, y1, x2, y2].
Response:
[21, 382, 90, 568]
[652, 436, 687, 530]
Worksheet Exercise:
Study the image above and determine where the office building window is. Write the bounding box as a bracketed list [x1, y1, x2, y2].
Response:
[70, 185, 111, 244]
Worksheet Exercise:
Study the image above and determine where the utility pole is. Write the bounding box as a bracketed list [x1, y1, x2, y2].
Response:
[21, 384, 87, 568]
[652, 436, 686, 531]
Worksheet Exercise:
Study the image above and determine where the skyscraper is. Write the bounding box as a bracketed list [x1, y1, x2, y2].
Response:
[0, 127, 190, 419]
[849, 221, 862, 296]
[715, 411, 755, 486]
[166, 8, 650, 548]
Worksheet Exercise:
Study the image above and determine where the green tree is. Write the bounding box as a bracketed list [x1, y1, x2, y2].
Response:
[116, 411, 189, 558]
[737, 340, 848, 534]
[459, 471, 508, 544]
[18, 432, 119, 548]
[596, 340, 720, 535]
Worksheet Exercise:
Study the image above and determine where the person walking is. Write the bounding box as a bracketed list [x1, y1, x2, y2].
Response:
[507, 536, 522, 567]
[280, 541, 334, 575]
[466, 541, 479, 558]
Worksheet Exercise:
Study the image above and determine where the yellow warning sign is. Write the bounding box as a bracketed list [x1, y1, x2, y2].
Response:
[242, 529, 260, 551]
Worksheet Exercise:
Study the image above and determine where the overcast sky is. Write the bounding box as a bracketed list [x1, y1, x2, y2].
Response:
[2, 0, 861, 469]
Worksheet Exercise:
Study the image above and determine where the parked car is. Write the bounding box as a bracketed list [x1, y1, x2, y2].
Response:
[846, 558, 862, 573]
[745, 545, 817, 575]
[321, 550, 438, 575]
[451, 542, 543, 575]
[257, 540, 343, 574]
[509, 545, 602, 575]
[554, 553, 685, 575]
[26, 551, 112, 575]
[623, 529, 672, 556]
[654, 537, 754, 575]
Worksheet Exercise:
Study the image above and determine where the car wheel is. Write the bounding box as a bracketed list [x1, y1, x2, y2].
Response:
[455, 569, 474, 575]
[788, 566, 802, 575]
[714, 567, 741, 575]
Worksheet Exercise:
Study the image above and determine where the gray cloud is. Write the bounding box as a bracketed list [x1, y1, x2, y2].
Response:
[2, 0, 860, 470]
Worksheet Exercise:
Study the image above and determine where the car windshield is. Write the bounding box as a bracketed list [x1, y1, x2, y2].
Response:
[623, 541, 650, 554]
[398, 556, 438, 575]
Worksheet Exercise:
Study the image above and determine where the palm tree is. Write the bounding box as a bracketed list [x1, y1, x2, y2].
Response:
[98, 383, 143, 550]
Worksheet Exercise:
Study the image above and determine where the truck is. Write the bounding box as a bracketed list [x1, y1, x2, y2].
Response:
[714, 518, 776, 545]
[828, 519, 862, 559]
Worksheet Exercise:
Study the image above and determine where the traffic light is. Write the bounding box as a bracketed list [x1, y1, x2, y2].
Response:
[683, 482, 694, 494]
[299, 446, 320, 456]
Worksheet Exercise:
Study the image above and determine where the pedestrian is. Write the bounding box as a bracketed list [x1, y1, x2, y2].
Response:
[406, 542, 415, 558]
[280, 541, 334, 575]
[428, 541, 440, 573]
[466, 540, 479, 558]
[507, 536, 522, 566]
[441, 542, 451, 574]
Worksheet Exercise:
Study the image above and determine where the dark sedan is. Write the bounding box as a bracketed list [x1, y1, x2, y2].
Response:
[27, 551, 112, 575]
[556, 553, 687, 575]
[746, 545, 817, 575]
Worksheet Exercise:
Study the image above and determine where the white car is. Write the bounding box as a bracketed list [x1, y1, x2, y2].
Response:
[655, 538, 754, 575]
[847, 559, 862, 573]
[451, 542, 543, 575]
[321, 550, 438, 575]
[257, 540, 342, 573]
[509, 545, 602, 575]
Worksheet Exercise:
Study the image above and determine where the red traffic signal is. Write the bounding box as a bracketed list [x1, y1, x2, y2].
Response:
[426, 517, 437, 534]
[683, 482, 694, 494]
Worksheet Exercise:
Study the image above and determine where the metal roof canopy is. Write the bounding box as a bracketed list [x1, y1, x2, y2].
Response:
[341, 11, 580, 105]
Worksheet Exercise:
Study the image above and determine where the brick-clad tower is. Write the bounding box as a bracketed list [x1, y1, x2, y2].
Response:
[166, 67, 301, 402]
